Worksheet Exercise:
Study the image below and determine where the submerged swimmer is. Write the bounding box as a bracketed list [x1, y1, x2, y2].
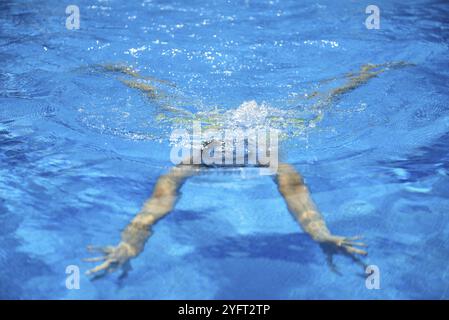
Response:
[84, 62, 412, 276]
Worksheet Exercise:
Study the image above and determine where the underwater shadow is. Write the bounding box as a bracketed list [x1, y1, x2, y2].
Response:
[195, 232, 320, 265]
[379, 130, 449, 183]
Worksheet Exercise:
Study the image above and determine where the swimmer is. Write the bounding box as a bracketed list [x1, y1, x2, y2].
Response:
[85, 62, 412, 275]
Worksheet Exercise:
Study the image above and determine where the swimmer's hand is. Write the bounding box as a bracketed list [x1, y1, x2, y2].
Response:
[84, 242, 139, 276]
[317, 235, 367, 256]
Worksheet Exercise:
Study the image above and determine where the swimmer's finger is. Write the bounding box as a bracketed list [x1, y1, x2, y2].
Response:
[344, 241, 367, 247]
[83, 256, 106, 263]
[87, 245, 115, 254]
[86, 260, 112, 275]
[86, 245, 102, 252]
[343, 245, 367, 256]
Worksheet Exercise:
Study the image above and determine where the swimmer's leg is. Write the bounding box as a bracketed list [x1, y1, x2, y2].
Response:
[324, 61, 414, 104]
[99, 63, 176, 87]
[100, 63, 141, 78]
[275, 163, 367, 255]
[96, 63, 192, 117]
[99, 63, 166, 101]
[292, 61, 414, 130]
[284, 61, 414, 131]
[85, 158, 200, 276]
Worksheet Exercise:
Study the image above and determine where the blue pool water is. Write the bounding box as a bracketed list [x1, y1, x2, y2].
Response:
[1, 0, 449, 299]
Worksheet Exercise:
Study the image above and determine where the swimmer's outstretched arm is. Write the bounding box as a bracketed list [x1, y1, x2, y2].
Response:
[85, 160, 200, 275]
[275, 163, 367, 255]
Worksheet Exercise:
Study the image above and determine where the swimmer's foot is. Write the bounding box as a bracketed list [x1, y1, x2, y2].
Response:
[84, 242, 138, 276]
[319, 235, 367, 256]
